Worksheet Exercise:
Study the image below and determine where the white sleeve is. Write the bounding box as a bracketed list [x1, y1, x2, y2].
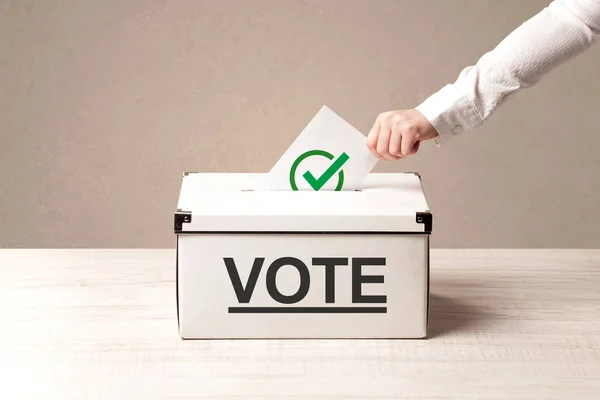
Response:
[415, 0, 600, 145]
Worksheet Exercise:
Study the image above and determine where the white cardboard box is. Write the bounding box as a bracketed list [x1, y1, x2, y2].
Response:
[174, 172, 432, 339]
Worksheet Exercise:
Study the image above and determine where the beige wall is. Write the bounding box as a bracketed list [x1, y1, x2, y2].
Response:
[1, 0, 599, 249]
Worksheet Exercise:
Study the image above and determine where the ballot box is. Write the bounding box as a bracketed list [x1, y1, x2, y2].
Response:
[174, 172, 432, 339]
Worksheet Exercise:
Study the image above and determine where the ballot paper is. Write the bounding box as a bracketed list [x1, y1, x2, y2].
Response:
[264, 105, 378, 191]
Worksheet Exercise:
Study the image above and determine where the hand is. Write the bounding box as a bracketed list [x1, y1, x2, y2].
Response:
[366, 109, 438, 160]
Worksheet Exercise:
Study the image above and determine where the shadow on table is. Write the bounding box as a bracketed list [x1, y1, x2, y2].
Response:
[427, 294, 497, 339]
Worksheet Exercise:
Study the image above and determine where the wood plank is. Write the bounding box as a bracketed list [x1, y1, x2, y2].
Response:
[1, 249, 599, 399]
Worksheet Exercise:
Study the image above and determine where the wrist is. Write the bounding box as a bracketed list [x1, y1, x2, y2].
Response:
[416, 84, 482, 145]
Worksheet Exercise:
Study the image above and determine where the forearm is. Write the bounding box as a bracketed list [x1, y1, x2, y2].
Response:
[416, 0, 600, 145]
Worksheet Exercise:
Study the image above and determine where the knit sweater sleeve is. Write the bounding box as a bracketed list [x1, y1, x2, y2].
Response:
[415, 0, 600, 145]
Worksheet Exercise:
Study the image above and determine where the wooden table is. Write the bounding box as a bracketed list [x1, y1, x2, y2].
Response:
[1, 249, 599, 399]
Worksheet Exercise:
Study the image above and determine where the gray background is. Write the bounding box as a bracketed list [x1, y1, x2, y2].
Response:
[1, 0, 599, 249]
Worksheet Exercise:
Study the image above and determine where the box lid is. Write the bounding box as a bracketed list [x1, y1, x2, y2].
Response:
[174, 173, 432, 234]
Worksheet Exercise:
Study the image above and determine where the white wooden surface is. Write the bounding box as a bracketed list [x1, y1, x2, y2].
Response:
[1, 249, 599, 399]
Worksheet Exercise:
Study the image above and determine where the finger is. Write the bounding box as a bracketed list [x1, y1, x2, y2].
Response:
[376, 123, 396, 161]
[389, 128, 403, 158]
[400, 130, 420, 157]
[366, 120, 383, 159]
[410, 140, 421, 155]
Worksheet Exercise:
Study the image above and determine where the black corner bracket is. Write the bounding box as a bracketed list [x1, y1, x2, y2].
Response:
[416, 211, 432, 233]
[174, 210, 192, 232]
[182, 172, 199, 179]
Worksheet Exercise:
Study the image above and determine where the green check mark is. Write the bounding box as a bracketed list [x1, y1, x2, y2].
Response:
[302, 152, 350, 191]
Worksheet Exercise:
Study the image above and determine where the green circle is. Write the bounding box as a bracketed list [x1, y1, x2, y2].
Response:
[289, 149, 345, 191]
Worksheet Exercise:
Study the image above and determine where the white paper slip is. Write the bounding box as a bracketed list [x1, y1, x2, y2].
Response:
[264, 105, 378, 191]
